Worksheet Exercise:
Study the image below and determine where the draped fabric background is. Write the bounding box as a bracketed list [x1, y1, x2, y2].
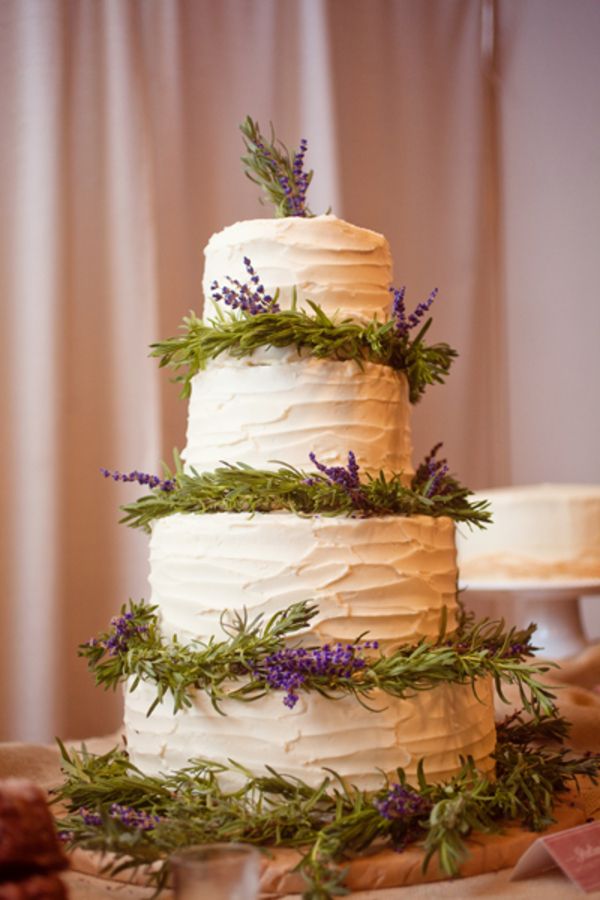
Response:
[1, 0, 599, 742]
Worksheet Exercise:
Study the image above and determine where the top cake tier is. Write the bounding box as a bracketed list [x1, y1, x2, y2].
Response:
[202, 214, 393, 322]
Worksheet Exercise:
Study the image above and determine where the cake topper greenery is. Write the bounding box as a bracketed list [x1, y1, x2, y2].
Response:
[151, 116, 458, 403]
[240, 115, 314, 217]
[151, 257, 457, 404]
[104, 446, 492, 532]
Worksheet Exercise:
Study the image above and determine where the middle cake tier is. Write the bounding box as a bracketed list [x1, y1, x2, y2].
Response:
[148, 511, 459, 650]
[183, 350, 413, 478]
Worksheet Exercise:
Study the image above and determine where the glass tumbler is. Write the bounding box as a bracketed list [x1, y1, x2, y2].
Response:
[169, 843, 260, 900]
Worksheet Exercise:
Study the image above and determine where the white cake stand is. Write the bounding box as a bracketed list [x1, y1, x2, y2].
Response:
[458, 578, 600, 660]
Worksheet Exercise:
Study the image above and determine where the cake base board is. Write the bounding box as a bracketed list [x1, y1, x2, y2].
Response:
[66, 796, 585, 896]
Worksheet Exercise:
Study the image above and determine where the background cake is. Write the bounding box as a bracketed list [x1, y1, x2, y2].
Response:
[457, 484, 600, 583]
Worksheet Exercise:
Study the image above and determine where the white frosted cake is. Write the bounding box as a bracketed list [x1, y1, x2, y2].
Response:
[123, 215, 497, 789]
[457, 484, 600, 584]
[187, 215, 413, 478]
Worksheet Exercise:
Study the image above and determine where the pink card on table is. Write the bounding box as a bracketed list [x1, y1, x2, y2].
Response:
[511, 820, 600, 892]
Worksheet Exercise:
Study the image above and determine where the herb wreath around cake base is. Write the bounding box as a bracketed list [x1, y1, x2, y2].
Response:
[53, 597, 600, 899]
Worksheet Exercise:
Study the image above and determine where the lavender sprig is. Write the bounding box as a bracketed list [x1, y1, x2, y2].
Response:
[210, 257, 280, 315]
[412, 443, 451, 498]
[375, 783, 431, 821]
[78, 804, 160, 832]
[390, 285, 439, 338]
[308, 450, 369, 510]
[240, 116, 314, 217]
[100, 468, 176, 492]
[87, 611, 149, 656]
[255, 640, 379, 709]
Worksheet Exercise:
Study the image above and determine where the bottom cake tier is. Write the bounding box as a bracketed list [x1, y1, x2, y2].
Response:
[124, 676, 497, 790]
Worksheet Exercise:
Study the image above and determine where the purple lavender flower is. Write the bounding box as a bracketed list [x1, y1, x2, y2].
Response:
[375, 784, 431, 821]
[58, 830, 74, 842]
[100, 468, 175, 492]
[78, 805, 160, 832]
[266, 137, 310, 216]
[289, 137, 310, 216]
[256, 639, 378, 709]
[390, 286, 408, 336]
[308, 450, 369, 511]
[100, 612, 148, 656]
[412, 443, 451, 498]
[389, 285, 439, 337]
[211, 257, 280, 315]
[308, 450, 359, 491]
[109, 803, 160, 831]
[79, 808, 103, 827]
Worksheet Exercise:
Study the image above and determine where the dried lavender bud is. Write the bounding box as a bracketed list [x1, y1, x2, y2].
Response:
[100, 468, 175, 492]
[375, 784, 431, 821]
[308, 450, 370, 511]
[254, 640, 374, 708]
[93, 613, 148, 656]
[389, 285, 439, 336]
[210, 257, 280, 315]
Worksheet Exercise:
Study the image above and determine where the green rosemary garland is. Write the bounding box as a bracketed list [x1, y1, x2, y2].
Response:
[54, 715, 600, 900]
[80, 599, 556, 719]
[150, 303, 457, 404]
[119, 459, 490, 532]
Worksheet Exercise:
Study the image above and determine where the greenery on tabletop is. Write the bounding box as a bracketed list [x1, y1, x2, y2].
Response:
[80, 598, 557, 719]
[118, 456, 490, 532]
[151, 301, 457, 404]
[54, 715, 600, 900]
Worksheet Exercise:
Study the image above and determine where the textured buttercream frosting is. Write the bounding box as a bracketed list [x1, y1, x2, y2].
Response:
[457, 483, 600, 582]
[146, 512, 459, 650]
[202, 215, 393, 322]
[123, 213, 499, 787]
[183, 348, 413, 477]
[124, 675, 496, 790]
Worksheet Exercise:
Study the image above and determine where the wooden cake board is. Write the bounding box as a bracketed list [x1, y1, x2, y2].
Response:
[67, 795, 586, 896]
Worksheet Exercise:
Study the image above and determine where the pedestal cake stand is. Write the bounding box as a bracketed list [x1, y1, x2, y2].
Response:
[458, 578, 600, 659]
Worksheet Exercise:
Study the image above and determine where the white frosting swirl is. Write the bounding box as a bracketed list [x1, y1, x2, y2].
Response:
[183, 349, 413, 477]
[202, 215, 393, 322]
[147, 512, 459, 650]
[124, 676, 496, 790]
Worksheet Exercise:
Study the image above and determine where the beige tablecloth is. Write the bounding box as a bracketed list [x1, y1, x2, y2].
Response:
[3, 644, 600, 898]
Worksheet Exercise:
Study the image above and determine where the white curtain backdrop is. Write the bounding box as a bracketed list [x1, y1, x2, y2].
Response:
[1, 0, 599, 743]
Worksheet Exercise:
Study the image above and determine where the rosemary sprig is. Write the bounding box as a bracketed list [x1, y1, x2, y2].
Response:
[240, 116, 314, 217]
[150, 303, 457, 405]
[118, 459, 490, 532]
[80, 599, 556, 719]
[54, 716, 600, 900]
